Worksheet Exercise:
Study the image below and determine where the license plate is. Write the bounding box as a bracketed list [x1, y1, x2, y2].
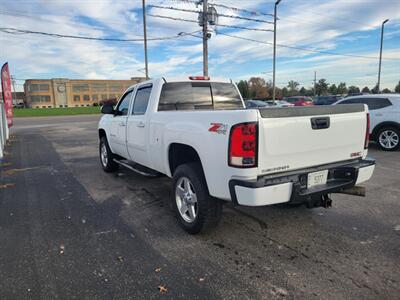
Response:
[307, 170, 328, 188]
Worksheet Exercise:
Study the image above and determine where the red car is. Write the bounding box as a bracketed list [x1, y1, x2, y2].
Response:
[286, 96, 314, 106]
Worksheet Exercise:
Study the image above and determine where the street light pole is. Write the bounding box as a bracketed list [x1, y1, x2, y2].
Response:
[272, 0, 281, 101]
[377, 19, 389, 93]
[142, 0, 149, 80]
[202, 0, 209, 77]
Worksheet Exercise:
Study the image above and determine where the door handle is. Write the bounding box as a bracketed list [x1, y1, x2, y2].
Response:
[120, 122, 126, 127]
[137, 122, 145, 128]
[311, 117, 330, 130]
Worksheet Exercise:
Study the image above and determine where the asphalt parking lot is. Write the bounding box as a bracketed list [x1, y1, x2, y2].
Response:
[1, 114, 399, 299]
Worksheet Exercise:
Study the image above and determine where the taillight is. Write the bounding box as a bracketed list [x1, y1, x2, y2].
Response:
[228, 122, 258, 167]
[364, 113, 370, 149]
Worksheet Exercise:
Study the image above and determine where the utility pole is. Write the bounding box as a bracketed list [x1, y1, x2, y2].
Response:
[314, 71, 317, 97]
[377, 19, 389, 93]
[202, 0, 209, 77]
[272, 0, 282, 101]
[142, 0, 149, 80]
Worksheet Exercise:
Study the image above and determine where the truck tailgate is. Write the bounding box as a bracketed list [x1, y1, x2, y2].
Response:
[257, 104, 367, 175]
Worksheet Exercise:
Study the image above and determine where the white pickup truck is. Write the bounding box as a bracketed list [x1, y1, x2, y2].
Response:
[98, 77, 375, 234]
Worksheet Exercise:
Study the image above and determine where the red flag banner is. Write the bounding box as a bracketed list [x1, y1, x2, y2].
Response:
[1, 62, 13, 127]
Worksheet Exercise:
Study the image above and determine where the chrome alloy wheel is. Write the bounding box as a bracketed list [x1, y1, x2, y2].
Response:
[100, 143, 108, 167]
[379, 129, 399, 150]
[175, 177, 198, 223]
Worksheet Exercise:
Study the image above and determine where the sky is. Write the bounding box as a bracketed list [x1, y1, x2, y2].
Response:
[0, 0, 399, 92]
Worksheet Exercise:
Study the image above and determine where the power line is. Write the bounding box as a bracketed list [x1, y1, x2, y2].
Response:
[0, 27, 201, 42]
[148, 4, 274, 24]
[210, 3, 274, 18]
[147, 14, 273, 32]
[216, 31, 400, 61]
[170, 0, 274, 17]
[149, 4, 200, 14]
[0, 9, 132, 29]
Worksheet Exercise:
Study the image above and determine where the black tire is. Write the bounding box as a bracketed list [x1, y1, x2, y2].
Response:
[172, 162, 222, 234]
[376, 126, 400, 151]
[99, 136, 119, 172]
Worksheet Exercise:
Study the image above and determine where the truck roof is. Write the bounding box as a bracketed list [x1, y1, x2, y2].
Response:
[163, 76, 232, 83]
[345, 93, 400, 100]
[125, 76, 233, 91]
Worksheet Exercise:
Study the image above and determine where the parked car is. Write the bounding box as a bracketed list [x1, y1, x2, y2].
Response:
[245, 100, 270, 109]
[334, 94, 400, 151]
[314, 95, 342, 105]
[265, 100, 294, 107]
[98, 76, 375, 233]
[286, 96, 314, 106]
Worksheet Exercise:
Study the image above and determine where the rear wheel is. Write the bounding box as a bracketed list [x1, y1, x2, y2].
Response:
[99, 136, 119, 172]
[172, 163, 222, 234]
[376, 127, 400, 151]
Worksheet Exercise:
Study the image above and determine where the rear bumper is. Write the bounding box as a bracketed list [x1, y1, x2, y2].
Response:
[229, 158, 375, 207]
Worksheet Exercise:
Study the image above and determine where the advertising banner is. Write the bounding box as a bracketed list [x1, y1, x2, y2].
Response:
[1, 62, 14, 127]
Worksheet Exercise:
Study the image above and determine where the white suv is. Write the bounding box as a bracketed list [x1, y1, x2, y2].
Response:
[335, 94, 400, 151]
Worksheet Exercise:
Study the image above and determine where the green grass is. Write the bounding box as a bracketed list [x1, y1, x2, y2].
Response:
[14, 106, 101, 117]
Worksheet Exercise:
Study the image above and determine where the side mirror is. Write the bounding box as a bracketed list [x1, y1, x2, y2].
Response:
[101, 104, 114, 114]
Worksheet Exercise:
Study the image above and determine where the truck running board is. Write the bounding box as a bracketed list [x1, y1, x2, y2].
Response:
[113, 159, 159, 177]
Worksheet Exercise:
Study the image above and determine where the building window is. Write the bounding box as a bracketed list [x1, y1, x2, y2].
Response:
[109, 84, 122, 92]
[101, 94, 108, 100]
[91, 83, 107, 92]
[72, 84, 89, 92]
[30, 95, 51, 102]
[73, 95, 80, 102]
[28, 83, 50, 92]
[92, 94, 98, 101]
[39, 84, 49, 91]
[83, 95, 90, 101]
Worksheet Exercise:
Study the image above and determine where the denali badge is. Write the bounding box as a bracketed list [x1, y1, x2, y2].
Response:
[262, 165, 290, 173]
[209, 123, 228, 135]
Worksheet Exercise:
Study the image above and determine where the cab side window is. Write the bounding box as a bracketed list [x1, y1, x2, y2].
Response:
[116, 90, 133, 115]
[132, 85, 152, 115]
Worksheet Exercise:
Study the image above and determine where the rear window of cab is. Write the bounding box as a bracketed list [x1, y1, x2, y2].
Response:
[158, 82, 243, 111]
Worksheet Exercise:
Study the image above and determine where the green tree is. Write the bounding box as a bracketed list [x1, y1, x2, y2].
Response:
[248, 77, 269, 99]
[381, 88, 391, 93]
[337, 82, 348, 95]
[328, 84, 337, 95]
[362, 86, 370, 93]
[237, 80, 250, 99]
[281, 87, 289, 98]
[395, 81, 400, 93]
[299, 87, 306, 96]
[304, 88, 314, 97]
[316, 79, 329, 96]
[371, 84, 379, 94]
[348, 86, 360, 94]
[287, 80, 300, 96]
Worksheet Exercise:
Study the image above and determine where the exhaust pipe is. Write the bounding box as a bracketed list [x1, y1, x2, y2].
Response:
[336, 186, 366, 197]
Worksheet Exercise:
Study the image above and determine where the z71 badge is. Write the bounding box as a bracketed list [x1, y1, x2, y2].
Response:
[208, 123, 228, 135]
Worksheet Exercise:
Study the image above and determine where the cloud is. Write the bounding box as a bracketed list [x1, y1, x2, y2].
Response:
[0, 0, 399, 91]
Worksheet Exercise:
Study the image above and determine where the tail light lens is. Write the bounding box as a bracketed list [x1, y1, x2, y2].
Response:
[364, 113, 370, 149]
[228, 122, 258, 167]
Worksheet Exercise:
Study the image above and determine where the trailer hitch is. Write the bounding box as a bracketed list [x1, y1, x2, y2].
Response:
[306, 194, 332, 208]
